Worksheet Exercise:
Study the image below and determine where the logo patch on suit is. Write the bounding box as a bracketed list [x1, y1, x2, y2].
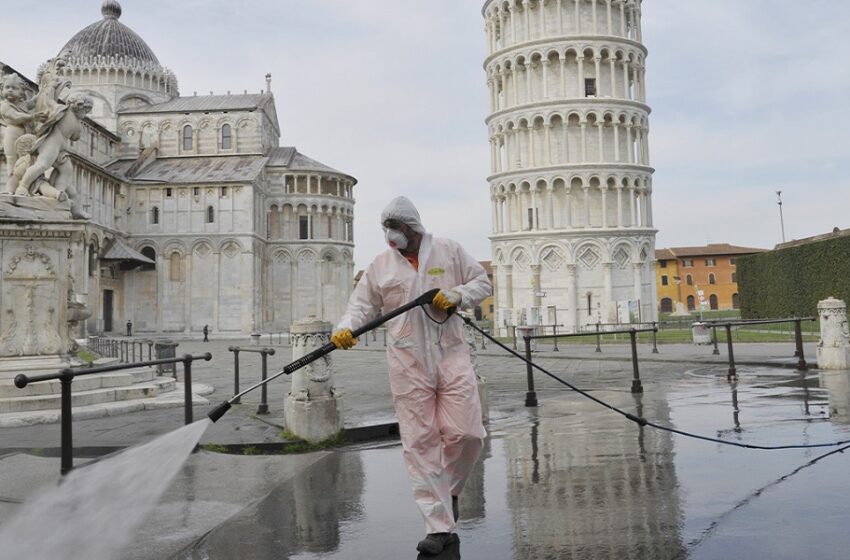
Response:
[427, 267, 445, 276]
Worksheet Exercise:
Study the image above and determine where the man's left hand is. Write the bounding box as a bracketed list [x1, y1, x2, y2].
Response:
[432, 290, 462, 312]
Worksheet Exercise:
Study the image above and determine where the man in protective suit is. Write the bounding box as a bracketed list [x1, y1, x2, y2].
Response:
[332, 196, 491, 555]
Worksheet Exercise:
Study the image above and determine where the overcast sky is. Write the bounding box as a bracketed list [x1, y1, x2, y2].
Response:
[3, 1, 850, 270]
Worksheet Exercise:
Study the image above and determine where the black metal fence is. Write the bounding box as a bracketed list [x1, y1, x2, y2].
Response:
[13, 353, 212, 475]
[519, 327, 658, 406]
[227, 346, 276, 414]
[703, 317, 816, 378]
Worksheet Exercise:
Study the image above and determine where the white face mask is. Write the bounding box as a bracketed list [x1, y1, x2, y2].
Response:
[385, 228, 408, 250]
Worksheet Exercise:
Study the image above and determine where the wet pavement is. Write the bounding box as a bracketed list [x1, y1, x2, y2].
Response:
[3, 338, 850, 559]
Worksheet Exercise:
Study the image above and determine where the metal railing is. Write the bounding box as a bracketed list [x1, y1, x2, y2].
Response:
[520, 327, 658, 406]
[13, 353, 212, 475]
[86, 336, 157, 363]
[227, 346, 276, 414]
[703, 317, 816, 378]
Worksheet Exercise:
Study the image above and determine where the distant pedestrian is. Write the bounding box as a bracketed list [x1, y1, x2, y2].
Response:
[202, 324, 209, 342]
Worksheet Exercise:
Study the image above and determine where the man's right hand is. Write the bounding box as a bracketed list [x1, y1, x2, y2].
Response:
[331, 329, 358, 350]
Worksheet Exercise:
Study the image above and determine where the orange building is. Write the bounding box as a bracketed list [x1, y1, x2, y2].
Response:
[655, 244, 766, 314]
[476, 261, 494, 322]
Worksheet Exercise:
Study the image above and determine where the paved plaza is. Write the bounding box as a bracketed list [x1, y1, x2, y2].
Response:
[2, 337, 850, 559]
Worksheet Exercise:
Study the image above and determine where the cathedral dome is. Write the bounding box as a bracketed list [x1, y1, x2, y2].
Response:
[59, 1, 160, 66]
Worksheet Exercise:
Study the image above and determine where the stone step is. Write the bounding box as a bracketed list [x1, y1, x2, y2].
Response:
[0, 368, 160, 398]
[0, 377, 177, 413]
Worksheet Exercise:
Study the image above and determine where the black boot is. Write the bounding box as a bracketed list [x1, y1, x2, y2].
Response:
[416, 532, 456, 555]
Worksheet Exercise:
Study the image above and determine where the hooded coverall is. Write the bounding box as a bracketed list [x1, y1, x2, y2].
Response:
[336, 201, 491, 535]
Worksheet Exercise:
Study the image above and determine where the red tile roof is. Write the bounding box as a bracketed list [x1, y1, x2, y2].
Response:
[655, 244, 767, 259]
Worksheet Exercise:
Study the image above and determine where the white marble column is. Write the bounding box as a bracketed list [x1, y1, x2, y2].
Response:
[600, 185, 608, 228]
[567, 264, 578, 330]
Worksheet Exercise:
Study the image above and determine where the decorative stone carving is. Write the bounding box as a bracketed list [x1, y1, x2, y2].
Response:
[14, 92, 92, 219]
[285, 315, 343, 442]
[0, 246, 64, 357]
[817, 297, 850, 370]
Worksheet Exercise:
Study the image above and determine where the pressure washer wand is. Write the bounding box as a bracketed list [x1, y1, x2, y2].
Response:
[207, 288, 443, 422]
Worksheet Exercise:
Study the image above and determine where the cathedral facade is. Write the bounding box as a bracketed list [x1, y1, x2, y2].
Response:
[0, 1, 356, 337]
[482, 0, 656, 335]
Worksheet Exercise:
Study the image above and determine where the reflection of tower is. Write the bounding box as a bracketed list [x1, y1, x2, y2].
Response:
[503, 394, 685, 557]
[483, 0, 656, 335]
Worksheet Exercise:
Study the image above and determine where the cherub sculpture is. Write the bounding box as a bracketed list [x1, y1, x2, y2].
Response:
[0, 73, 46, 194]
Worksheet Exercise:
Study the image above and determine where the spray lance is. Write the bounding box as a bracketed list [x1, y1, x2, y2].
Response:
[207, 288, 449, 422]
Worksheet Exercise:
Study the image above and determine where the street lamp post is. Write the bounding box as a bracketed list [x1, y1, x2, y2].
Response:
[776, 190, 786, 243]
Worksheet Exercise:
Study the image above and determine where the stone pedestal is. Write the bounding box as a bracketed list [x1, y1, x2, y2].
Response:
[0, 223, 89, 380]
[284, 315, 343, 443]
[817, 297, 850, 370]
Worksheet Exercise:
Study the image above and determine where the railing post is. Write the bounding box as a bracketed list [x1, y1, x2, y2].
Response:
[257, 348, 274, 415]
[182, 355, 193, 425]
[725, 324, 737, 379]
[230, 346, 241, 404]
[60, 370, 74, 475]
[712, 325, 720, 355]
[651, 321, 659, 354]
[630, 330, 643, 393]
[268, 333, 273, 346]
[524, 335, 538, 407]
[552, 324, 559, 352]
[795, 319, 808, 371]
[595, 322, 602, 352]
[132, 341, 136, 362]
[147, 340, 153, 361]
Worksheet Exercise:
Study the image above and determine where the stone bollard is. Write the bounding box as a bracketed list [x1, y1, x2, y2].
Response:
[464, 319, 489, 424]
[817, 297, 850, 370]
[285, 315, 344, 443]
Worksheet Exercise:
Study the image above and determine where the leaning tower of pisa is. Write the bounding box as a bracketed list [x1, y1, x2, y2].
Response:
[483, 0, 656, 335]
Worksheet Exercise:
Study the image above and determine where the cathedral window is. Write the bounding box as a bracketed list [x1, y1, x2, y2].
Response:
[169, 252, 182, 282]
[221, 124, 232, 150]
[299, 216, 309, 239]
[584, 78, 596, 97]
[140, 247, 157, 271]
[166, 188, 173, 198]
[220, 187, 228, 197]
[88, 243, 97, 277]
[151, 206, 160, 224]
[182, 125, 193, 151]
[206, 205, 215, 223]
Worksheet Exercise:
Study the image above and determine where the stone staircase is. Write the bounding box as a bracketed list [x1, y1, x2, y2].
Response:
[0, 360, 214, 428]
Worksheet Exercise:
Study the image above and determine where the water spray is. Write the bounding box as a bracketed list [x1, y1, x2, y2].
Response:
[207, 288, 444, 423]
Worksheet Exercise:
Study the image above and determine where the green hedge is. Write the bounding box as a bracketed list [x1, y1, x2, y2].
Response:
[738, 236, 850, 318]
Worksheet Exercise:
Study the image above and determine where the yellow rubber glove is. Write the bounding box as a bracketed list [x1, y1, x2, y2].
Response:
[432, 290, 462, 312]
[331, 328, 357, 349]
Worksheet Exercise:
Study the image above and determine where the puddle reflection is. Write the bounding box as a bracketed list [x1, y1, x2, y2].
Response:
[185, 452, 364, 559]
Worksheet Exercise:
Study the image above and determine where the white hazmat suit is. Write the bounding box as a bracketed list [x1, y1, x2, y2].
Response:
[336, 197, 491, 535]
